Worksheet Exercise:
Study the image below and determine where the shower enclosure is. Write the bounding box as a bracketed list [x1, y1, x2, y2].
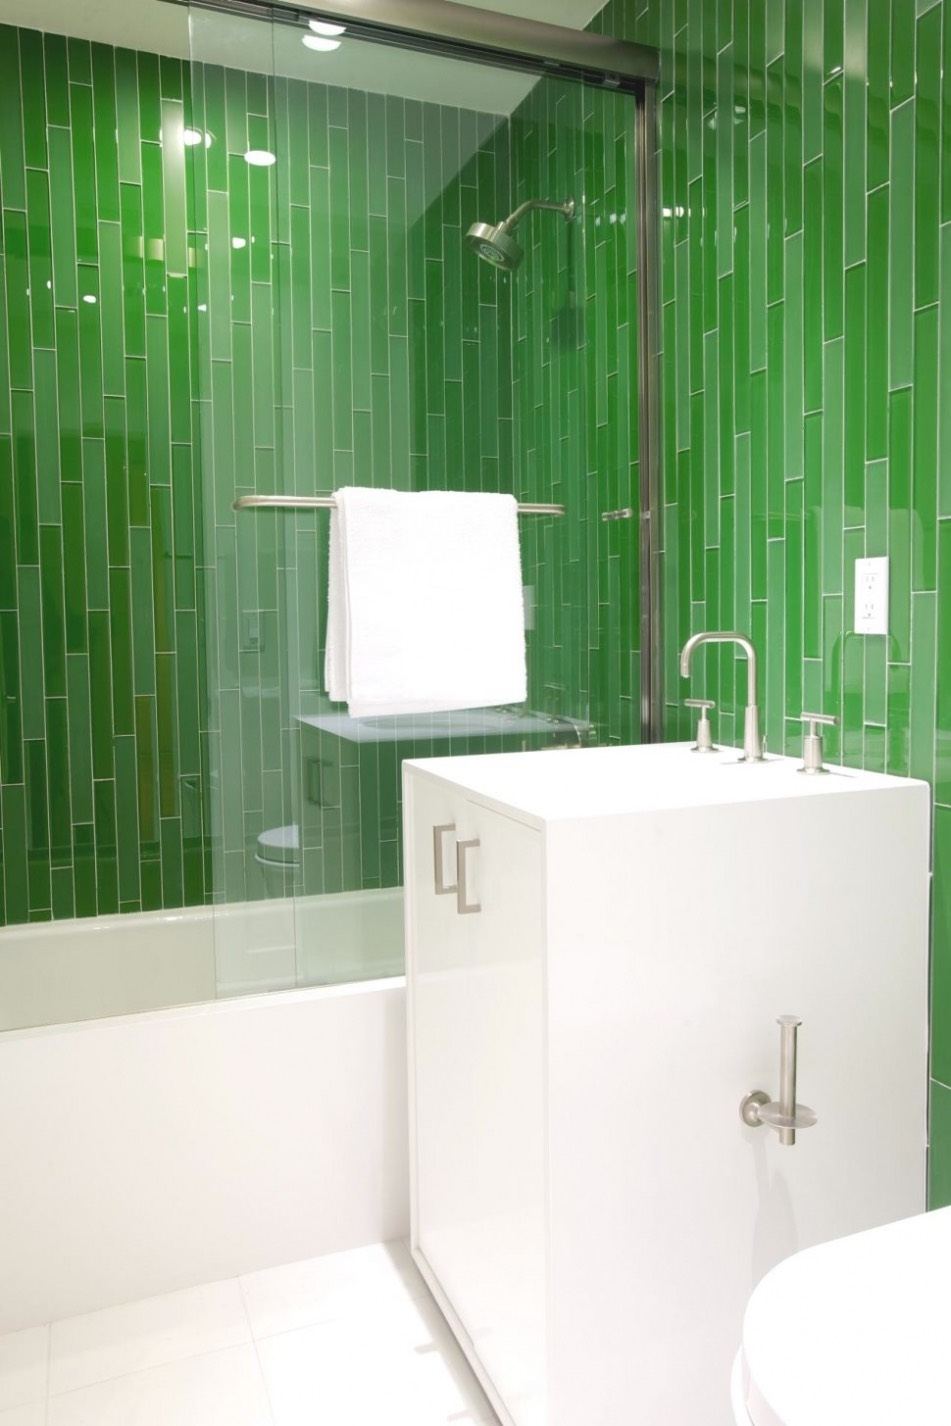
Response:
[186, 0, 658, 1003]
[0, 0, 659, 1029]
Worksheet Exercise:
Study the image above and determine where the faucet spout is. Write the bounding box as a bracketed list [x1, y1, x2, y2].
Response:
[679, 631, 763, 761]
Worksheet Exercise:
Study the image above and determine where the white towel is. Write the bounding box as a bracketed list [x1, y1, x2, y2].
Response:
[324, 487, 527, 718]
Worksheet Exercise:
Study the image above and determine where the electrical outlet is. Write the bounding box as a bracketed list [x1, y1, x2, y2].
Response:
[854, 557, 889, 635]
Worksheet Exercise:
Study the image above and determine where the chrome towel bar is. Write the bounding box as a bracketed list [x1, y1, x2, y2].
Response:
[232, 494, 565, 516]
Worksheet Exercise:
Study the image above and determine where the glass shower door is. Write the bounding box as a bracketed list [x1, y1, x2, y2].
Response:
[186, 2, 639, 995]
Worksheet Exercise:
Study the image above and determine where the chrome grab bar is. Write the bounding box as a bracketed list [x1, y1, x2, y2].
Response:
[233, 494, 565, 516]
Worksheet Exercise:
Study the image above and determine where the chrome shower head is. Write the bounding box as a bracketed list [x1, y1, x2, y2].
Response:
[465, 221, 524, 271]
[465, 197, 575, 271]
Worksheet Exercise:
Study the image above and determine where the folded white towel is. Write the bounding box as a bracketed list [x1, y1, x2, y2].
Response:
[324, 487, 527, 718]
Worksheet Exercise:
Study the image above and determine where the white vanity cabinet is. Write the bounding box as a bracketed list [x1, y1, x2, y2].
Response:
[403, 744, 930, 1426]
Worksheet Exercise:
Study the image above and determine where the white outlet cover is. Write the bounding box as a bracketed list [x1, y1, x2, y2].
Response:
[854, 556, 889, 636]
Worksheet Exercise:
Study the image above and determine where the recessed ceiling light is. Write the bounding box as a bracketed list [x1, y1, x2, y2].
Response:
[82, 293, 97, 304]
[308, 19, 345, 36]
[183, 127, 213, 147]
[302, 33, 341, 51]
[244, 149, 277, 167]
[231, 236, 247, 249]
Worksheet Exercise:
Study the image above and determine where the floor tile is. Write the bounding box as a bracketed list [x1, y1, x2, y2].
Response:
[49, 1279, 250, 1396]
[47, 1343, 271, 1426]
[0, 1405, 47, 1426]
[257, 1291, 494, 1426]
[0, 1326, 49, 1411]
[241, 1239, 428, 1340]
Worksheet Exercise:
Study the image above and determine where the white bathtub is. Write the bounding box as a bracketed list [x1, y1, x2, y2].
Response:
[0, 889, 404, 1032]
[0, 894, 409, 1334]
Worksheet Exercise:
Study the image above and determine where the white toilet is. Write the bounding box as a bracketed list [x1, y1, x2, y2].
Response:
[254, 823, 300, 896]
[733, 1207, 951, 1425]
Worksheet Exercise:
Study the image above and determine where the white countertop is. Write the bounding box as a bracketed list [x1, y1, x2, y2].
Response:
[405, 741, 927, 824]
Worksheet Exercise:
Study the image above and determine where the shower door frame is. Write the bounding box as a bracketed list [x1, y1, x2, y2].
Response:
[174, 0, 665, 741]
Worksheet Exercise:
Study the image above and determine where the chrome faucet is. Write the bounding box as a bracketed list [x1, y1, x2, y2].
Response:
[679, 631, 764, 761]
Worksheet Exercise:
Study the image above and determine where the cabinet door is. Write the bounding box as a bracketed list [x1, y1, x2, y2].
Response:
[406, 775, 546, 1426]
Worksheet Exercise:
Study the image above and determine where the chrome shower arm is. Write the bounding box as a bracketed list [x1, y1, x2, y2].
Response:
[501, 198, 575, 230]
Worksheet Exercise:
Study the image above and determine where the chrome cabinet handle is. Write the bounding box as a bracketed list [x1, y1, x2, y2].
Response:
[456, 839, 481, 915]
[432, 824, 457, 895]
[741, 1015, 817, 1147]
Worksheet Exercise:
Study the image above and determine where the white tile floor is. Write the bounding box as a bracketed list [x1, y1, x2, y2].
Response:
[0, 1242, 497, 1426]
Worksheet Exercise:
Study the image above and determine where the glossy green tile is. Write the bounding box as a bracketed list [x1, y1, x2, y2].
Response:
[0, 26, 26, 210]
[912, 305, 939, 591]
[890, 0, 917, 108]
[93, 778, 119, 914]
[915, 8, 941, 307]
[0, 438, 15, 611]
[929, 1081, 951, 1208]
[115, 49, 141, 184]
[822, 75, 844, 341]
[77, 265, 104, 438]
[843, 261, 866, 525]
[4, 210, 32, 392]
[39, 524, 66, 700]
[890, 97, 915, 389]
[867, 0, 890, 188]
[70, 80, 98, 265]
[92, 43, 120, 223]
[25, 167, 54, 351]
[865, 184, 889, 460]
[48, 125, 78, 309]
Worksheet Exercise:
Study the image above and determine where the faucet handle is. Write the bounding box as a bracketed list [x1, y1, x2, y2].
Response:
[798, 711, 838, 775]
[684, 698, 717, 754]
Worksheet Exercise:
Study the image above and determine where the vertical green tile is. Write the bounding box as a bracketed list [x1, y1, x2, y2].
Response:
[866, 0, 889, 190]
[843, 262, 866, 526]
[0, 25, 27, 210]
[71, 81, 99, 265]
[889, 386, 913, 663]
[48, 126, 79, 309]
[914, 6, 940, 309]
[19, 30, 47, 171]
[25, 168, 54, 351]
[822, 75, 844, 341]
[936, 521, 951, 806]
[4, 210, 32, 391]
[889, 98, 914, 390]
[12, 388, 38, 565]
[929, 1082, 951, 1209]
[92, 43, 120, 223]
[0, 609, 23, 785]
[39, 524, 66, 699]
[912, 304, 938, 592]
[890, 0, 916, 108]
[842, 0, 866, 268]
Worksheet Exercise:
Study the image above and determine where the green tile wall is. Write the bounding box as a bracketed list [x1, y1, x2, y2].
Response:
[188, 64, 526, 904]
[190, 57, 643, 905]
[0, 20, 643, 929]
[598, 0, 951, 1202]
[0, 26, 209, 924]
[510, 79, 642, 746]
